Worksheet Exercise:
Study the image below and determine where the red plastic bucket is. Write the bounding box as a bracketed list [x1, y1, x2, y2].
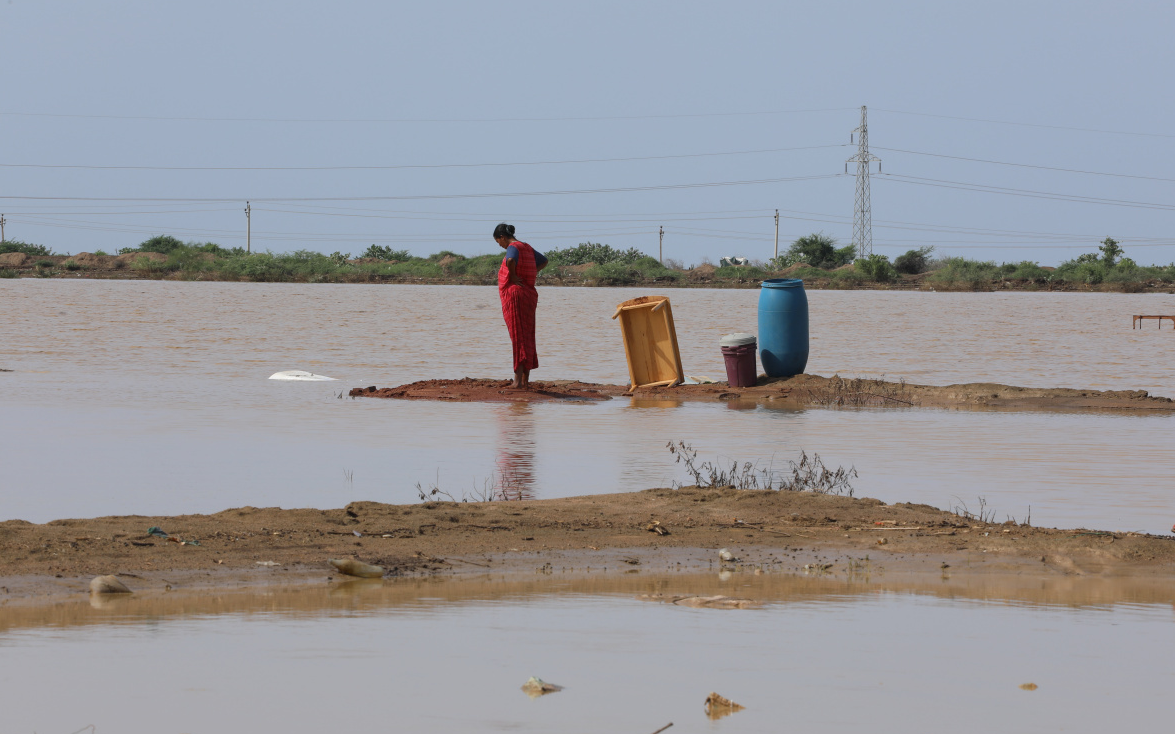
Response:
[720, 333, 758, 387]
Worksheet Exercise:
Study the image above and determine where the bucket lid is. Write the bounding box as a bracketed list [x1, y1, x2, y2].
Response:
[719, 332, 757, 347]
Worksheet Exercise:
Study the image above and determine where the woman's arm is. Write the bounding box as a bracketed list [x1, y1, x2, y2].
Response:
[505, 256, 524, 286]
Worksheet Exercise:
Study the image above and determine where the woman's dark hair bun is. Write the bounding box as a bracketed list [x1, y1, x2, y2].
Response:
[493, 222, 516, 239]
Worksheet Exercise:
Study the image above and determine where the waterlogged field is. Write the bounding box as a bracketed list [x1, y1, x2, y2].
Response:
[0, 281, 1173, 533]
[3, 281, 1174, 733]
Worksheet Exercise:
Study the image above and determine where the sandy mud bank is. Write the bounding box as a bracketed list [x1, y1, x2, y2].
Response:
[350, 374, 1175, 411]
[2, 488, 1172, 602]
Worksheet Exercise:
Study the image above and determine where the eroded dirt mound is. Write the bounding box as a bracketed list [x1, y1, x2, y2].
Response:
[350, 378, 617, 402]
[347, 374, 1174, 411]
[2, 487, 1174, 603]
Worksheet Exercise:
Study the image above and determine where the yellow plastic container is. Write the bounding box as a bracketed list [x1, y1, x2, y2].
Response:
[612, 296, 685, 388]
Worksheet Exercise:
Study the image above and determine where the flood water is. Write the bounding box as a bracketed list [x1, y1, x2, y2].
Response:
[2, 280, 1174, 533]
[1, 572, 1172, 733]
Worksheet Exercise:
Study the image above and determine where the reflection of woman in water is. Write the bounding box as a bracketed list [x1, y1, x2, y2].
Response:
[495, 402, 536, 501]
[494, 223, 548, 389]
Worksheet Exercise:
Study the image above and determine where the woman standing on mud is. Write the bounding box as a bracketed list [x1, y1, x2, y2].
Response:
[495, 223, 548, 389]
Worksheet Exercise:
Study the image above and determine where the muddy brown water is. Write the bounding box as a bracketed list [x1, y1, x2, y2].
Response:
[1, 280, 1173, 533]
[1, 571, 1172, 732]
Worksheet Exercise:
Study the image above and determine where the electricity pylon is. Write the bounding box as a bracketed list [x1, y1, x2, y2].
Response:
[846, 106, 881, 258]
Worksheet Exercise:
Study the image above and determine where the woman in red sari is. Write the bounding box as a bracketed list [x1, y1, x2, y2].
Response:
[494, 223, 548, 389]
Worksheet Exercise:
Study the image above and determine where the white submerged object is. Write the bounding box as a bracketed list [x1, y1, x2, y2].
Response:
[269, 370, 336, 381]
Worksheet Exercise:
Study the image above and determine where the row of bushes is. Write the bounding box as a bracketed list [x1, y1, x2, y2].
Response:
[7, 233, 1175, 289]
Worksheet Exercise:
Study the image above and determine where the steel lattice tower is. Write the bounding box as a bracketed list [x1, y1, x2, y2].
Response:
[847, 106, 881, 258]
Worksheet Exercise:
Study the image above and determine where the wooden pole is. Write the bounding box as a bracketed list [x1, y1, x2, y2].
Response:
[659, 226, 663, 263]
[245, 201, 251, 254]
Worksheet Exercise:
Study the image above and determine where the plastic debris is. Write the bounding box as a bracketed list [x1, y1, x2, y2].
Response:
[1020, 683, 1039, 691]
[718, 548, 739, 562]
[255, 561, 280, 567]
[269, 370, 336, 381]
[646, 521, 669, 536]
[329, 558, 385, 578]
[704, 692, 745, 720]
[90, 575, 132, 595]
[520, 677, 563, 698]
[147, 526, 199, 545]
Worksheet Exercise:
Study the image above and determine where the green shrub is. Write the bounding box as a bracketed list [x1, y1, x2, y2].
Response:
[34, 259, 54, 268]
[1004, 261, 1050, 280]
[0, 268, 19, 278]
[928, 257, 1000, 288]
[893, 246, 935, 275]
[773, 233, 856, 270]
[130, 255, 175, 273]
[585, 261, 643, 285]
[361, 244, 412, 261]
[854, 253, 897, 282]
[546, 242, 647, 266]
[0, 240, 53, 257]
[447, 254, 501, 279]
[125, 235, 186, 254]
[63, 259, 85, 271]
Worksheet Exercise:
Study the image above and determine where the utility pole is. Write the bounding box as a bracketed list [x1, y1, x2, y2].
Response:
[0, 214, 6, 243]
[245, 201, 251, 254]
[773, 209, 779, 260]
[658, 226, 664, 264]
[846, 106, 881, 259]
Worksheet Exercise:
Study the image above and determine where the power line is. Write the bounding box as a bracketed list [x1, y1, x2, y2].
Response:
[0, 107, 856, 125]
[0, 144, 845, 172]
[0, 173, 844, 203]
[873, 146, 1175, 183]
[880, 173, 1175, 212]
[874, 108, 1175, 139]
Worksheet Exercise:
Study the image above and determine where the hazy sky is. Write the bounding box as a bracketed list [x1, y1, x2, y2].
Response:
[2, 0, 1173, 265]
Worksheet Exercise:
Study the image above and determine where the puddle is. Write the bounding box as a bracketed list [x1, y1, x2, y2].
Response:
[1, 572, 1172, 732]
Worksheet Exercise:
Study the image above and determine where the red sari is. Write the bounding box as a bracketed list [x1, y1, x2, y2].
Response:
[499, 241, 540, 372]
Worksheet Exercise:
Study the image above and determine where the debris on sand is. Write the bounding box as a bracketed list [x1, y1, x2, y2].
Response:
[329, 559, 385, 578]
[646, 520, 669, 536]
[704, 692, 745, 719]
[90, 575, 132, 595]
[350, 378, 612, 403]
[638, 593, 760, 609]
[520, 676, 563, 698]
[718, 548, 739, 562]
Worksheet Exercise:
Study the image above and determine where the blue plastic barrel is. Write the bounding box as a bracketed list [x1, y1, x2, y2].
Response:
[757, 278, 809, 377]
